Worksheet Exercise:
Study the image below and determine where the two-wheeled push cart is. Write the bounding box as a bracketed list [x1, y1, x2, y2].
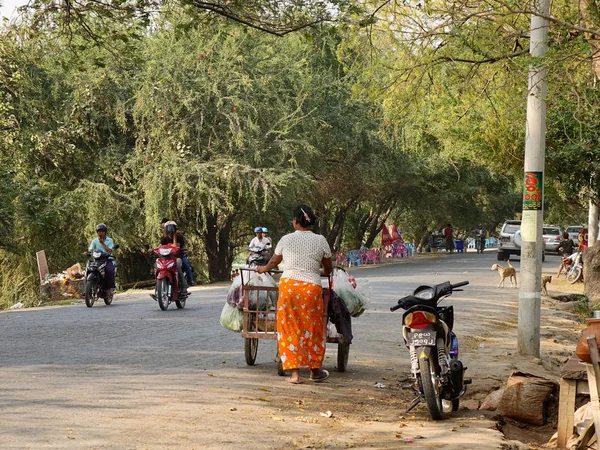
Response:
[239, 268, 350, 375]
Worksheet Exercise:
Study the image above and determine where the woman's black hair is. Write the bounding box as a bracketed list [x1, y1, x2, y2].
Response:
[293, 204, 316, 228]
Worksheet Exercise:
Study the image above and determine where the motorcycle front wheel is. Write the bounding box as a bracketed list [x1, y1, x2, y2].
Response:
[104, 287, 113, 305]
[567, 266, 583, 284]
[85, 279, 97, 308]
[420, 358, 444, 420]
[157, 279, 170, 311]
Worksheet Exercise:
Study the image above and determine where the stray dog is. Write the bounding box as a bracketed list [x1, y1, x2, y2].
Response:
[541, 275, 552, 295]
[491, 260, 518, 288]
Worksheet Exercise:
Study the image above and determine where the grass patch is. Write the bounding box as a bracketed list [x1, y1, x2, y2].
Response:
[0, 250, 40, 310]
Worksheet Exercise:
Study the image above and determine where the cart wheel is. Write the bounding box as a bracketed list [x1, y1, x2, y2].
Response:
[245, 338, 258, 365]
[337, 337, 350, 372]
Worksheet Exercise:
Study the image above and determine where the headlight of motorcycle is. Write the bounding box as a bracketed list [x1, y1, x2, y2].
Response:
[415, 288, 434, 300]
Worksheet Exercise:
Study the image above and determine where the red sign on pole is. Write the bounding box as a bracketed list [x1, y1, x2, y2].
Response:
[381, 224, 393, 246]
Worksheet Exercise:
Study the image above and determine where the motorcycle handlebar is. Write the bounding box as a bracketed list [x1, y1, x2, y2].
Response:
[450, 281, 469, 289]
[390, 303, 403, 312]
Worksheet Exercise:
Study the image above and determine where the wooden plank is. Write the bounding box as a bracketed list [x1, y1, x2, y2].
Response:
[587, 335, 600, 394]
[36, 250, 49, 283]
[575, 420, 595, 450]
[586, 335, 600, 446]
[558, 377, 578, 448]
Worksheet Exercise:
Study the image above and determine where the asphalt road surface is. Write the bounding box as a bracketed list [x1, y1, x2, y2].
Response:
[0, 250, 560, 449]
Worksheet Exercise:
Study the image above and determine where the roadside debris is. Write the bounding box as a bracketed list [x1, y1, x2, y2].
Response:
[40, 263, 86, 301]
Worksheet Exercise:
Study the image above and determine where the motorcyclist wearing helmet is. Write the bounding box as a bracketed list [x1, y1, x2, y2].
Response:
[248, 226, 271, 266]
[160, 219, 189, 293]
[262, 227, 272, 249]
[88, 223, 117, 292]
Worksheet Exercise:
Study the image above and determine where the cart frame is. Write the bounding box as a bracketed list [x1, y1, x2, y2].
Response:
[239, 268, 349, 374]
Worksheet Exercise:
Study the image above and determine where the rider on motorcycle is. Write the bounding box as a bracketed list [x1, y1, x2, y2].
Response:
[161, 218, 194, 286]
[161, 221, 188, 294]
[473, 224, 487, 254]
[88, 223, 116, 294]
[248, 226, 271, 266]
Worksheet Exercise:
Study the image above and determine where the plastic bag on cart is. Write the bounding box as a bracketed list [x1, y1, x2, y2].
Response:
[327, 321, 339, 339]
[226, 274, 244, 308]
[332, 269, 368, 317]
[219, 303, 244, 332]
[246, 272, 278, 310]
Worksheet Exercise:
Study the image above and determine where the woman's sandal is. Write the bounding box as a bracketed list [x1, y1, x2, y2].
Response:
[309, 369, 329, 382]
[287, 377, 302, 384]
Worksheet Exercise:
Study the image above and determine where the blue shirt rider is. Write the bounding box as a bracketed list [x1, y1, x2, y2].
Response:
[88, 223, 117, 290]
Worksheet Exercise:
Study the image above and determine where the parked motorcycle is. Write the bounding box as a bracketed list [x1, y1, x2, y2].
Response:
[83, 244, 119, 308]
[391, 280, 472, 420]
[150, 244, 189, 310]
[566, 252, 583, 284]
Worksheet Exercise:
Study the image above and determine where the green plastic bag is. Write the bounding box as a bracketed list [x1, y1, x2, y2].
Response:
[220, 302, 244, 332]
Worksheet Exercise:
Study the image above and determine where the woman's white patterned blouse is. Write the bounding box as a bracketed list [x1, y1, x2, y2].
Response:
[274, 230, 332, 285]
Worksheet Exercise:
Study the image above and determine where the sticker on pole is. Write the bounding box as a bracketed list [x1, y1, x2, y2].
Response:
[523, 171, 543, 210]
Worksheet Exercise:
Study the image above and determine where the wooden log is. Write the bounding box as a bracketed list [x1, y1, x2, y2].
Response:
[119, 279, 155, 289]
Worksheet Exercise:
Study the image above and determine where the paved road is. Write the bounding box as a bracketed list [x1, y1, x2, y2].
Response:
[0, 251, 561, 449]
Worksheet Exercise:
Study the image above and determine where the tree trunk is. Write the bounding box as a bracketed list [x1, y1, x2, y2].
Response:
[203, 213, 234, 282]
[585, 245, 600, 305]
[416, 227, 431, 252]
[324, 197, 359, 250]
[364, 203, 394, 248]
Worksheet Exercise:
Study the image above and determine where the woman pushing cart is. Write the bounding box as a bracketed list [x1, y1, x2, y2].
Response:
[251, 204, 339, 384]
[239, 267, 351, 378]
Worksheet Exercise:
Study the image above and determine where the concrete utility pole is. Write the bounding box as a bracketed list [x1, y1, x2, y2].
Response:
[518, 0, 550, 357]
[589, 200, 598, 247]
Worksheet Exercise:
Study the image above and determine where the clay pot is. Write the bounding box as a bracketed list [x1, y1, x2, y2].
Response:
[575, 318, 600, 363]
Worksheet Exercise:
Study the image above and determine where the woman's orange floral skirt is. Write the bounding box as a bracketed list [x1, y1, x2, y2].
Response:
[277, 278, 325, 370]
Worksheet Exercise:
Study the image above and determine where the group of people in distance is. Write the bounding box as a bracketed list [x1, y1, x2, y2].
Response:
[556, 227, 588, 277]
[442, 223, 487, 254]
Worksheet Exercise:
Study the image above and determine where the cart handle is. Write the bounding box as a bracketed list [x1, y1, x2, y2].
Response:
[240, 267, 283, 274]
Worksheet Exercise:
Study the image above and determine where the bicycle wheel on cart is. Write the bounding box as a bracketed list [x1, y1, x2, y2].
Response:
[337, 336, 350, 372]
[245, 312, 259, 365]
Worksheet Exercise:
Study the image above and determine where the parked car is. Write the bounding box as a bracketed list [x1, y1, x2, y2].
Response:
[565, 225, 583, 246]
[542, 225, 563, 254]
[497, 220, 546, 261]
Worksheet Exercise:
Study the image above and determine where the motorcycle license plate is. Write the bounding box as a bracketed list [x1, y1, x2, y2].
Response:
[407, 330, 436, 346]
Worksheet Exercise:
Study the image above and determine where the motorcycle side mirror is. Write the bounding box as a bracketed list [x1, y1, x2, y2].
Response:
[78, 241, 86, 247]
[144, 243, 150, 250]
[113, 244, 120, 250]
